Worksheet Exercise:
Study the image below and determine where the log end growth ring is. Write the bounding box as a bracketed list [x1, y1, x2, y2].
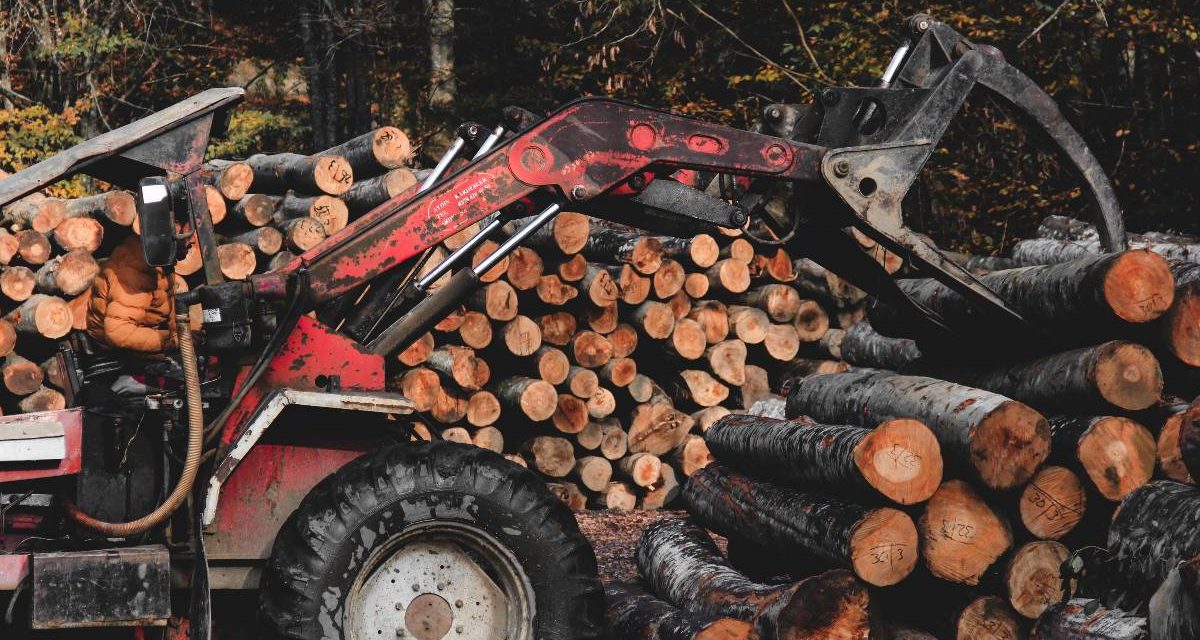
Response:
[853, 418, 943, 505]
[1094, 342, 1163, 410]
[1077, 416, 1156, 501]
[1102, 249, 1174, 323]
[848, 507, 919, 587]
[971, 401, 1050, 490]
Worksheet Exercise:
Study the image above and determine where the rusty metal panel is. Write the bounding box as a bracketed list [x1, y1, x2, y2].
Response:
[31, 545, 170, 628]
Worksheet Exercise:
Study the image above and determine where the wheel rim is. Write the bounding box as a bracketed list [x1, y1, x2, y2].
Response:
[345, 520, 535, 640]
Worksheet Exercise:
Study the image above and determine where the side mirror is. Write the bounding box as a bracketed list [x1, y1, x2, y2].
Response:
[135, 177, 178, 268]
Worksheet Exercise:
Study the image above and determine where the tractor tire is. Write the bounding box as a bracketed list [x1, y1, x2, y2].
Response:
[258, 441, 603, 640]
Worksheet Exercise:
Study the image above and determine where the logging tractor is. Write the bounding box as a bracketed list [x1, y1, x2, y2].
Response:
[0, 15, 1126, 639]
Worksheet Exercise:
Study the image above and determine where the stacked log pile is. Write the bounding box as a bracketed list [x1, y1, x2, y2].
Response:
[0, 126, 418, 415]
[389, 213, 856, 512]
[596, 219, 1200, 639]
[644, 218, 1200, 639]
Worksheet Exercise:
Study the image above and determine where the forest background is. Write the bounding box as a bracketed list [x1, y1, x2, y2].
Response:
[0, 0, 1196, 254]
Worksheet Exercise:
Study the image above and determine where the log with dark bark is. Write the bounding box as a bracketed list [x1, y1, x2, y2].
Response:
[228, 227, 284, 256]
[204, 160, 255, 200]
[791, 258, 866, 309]
[246, 152, 353, 195]
[1048, 416, 1155, 501]
[945, 250, 1020, 274]
[604, 581, 760, 640]
[786, 370, 1049, 490]
[658, 234, 720, 269]
[33, 250, 98, 296]
[3, 195, 65, 233]
[274, 193, 349, 235]
[494, 376, 557, 421]
[62, 190, 136, 226]
[1031, 598, 1147, 639]
[868, 251, 1175, 345]
[512, 211, 590, 256]
[320, 126, 412, 176]
[951, 342, 1162, 413]
[341, 168, 420, 214]
[636, 517, 872, 640]
[1107, 481, 1200, 608]
[685, 464, 919, 586]
[918, 480, 1013, 585]
[837, 321, 921, 371]
[425, 345, 490, 391]
[1011, 238, 1103, 266]
[583, 229, 663, 275]
[6, 294, 73, 339]
[519, 436, 575, 477]
[230, 194, 277, 227]
[1019, 465, 1087, 540]
[278, 216, 327, 252]
[704, 413, 942, 505]
[1149, 555, 1200, 640]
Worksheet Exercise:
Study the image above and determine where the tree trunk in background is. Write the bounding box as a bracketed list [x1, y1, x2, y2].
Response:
[425, 0, 455, 110]
[340, 0, 374, 138]
[300, 0, 339, 150]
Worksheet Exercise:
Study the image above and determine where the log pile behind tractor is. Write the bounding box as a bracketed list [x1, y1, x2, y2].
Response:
[4, 117, 1200, 638]
[603, 215, 1200, 639]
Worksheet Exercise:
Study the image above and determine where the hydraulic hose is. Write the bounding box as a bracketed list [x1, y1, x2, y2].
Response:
[65, 310, 204, 537]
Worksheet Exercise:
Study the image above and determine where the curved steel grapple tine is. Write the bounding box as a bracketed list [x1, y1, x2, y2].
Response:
[972, 54, 1126, 252]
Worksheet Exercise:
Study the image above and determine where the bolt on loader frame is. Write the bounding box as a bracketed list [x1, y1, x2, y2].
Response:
[0, 14, 1124, 640]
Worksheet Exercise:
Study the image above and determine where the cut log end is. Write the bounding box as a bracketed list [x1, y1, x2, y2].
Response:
[1019, 465, 1087, 540]
[312, 154, 354, 195]
[1094, 342, 1163, 410]
[1102, 249, 1175, 323]
[853, 418, 944, 505]
[1158, 413, 1193, 483]
[1075, 415, 1156, 501]
[849, 507, 919, 587]
[972, 401, 1050, 490]
[919, 480, 1013, 586]
[1005, 541, 1069, 619]
[516, 379, 557, 422]
[774, 569, 872, 640]
[956, 596, 1024, 640]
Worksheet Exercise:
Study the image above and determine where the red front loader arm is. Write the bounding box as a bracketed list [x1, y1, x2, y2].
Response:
[202, 99, 833, 518]
[250, 98, 827, 304]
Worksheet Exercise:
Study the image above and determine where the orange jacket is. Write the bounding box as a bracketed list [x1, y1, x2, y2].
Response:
[87, 236, 175, 353]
